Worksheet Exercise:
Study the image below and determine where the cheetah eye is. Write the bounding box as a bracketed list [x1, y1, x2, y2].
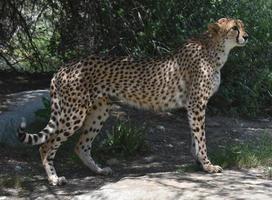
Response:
[231, 26, 238, 31]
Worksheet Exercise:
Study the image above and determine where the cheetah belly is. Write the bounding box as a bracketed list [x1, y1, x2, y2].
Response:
[109, 79, 188, 111]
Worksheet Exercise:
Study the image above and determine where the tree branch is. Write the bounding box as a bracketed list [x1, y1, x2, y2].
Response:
[0, 52, 17, 71]
[7, 0, 45, 71]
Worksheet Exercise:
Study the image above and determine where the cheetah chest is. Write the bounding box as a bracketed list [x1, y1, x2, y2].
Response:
[211, 70, 221, 95]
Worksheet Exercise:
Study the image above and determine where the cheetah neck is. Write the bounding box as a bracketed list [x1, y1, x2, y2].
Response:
[188, 34, 234, 70]
[209, 40, 233, 70]
[189, 32, 234, 70]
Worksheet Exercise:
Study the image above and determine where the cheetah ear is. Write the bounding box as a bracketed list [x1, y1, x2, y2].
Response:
[217, 18, 229, 24]
[208, 23, 220, 35]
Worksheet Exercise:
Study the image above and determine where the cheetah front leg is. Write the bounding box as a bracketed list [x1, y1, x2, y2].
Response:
[187, 106, 222, 173]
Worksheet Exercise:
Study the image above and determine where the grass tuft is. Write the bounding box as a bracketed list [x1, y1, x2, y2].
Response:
[264, 167, 272, 179]
[210, 132, 272, 169]
[96, 121, 149, 158]
[0, 176, 22, 189]
[178, 132, 272, 175]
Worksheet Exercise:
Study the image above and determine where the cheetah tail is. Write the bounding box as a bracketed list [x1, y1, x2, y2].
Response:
[17, 117, 55, 145]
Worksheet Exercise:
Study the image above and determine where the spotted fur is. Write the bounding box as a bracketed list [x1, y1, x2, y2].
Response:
[18, 18, 248, 186]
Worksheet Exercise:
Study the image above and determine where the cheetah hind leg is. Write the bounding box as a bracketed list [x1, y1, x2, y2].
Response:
[39, 142, 68, 186]
[40, 106, 88, 186]
[75, 98, 113, 175]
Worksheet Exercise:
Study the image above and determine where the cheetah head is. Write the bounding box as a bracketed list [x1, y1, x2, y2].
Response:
[208, 18, 248, 49]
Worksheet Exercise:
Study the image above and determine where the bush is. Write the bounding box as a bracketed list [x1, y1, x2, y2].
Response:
[210, 132, 272, 169]
[97, 121, 148, 158]
[4, 0, 271, 116]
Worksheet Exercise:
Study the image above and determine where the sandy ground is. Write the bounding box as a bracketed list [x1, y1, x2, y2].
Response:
[0, 93, 271, 199]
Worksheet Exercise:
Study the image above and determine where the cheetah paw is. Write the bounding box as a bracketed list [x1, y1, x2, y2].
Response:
[49, 176, 67, 186]
[98, 167, 113, 176]
[203, 164, 223, 173]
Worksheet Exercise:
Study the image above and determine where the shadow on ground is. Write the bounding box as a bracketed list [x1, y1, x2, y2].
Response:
[0, 100, 271, 199]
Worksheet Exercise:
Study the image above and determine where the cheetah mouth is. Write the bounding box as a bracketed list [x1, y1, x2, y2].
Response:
[237, 40, 247, 46]
[237, 41, 247, 46]
[236, 35, 248, 46]
[236, 38, 248, 46]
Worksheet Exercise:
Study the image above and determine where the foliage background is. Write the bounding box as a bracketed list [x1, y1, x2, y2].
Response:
[0, 0, 271, 116]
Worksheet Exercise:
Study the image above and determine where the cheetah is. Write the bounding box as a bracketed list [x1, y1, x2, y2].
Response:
[18, 18, 248, 185]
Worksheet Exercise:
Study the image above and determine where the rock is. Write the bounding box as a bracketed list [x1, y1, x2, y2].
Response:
[75, 170, 272, 200]
[15, 165, 22, 172]
[156, 125, 165, 132]
[0, 90, 49, 144]
[143, 156, 154, 162]
[148, 128, 155, 134]
[106, 158, 119, 166]
[166, 143, 174, 148]
[257, 118, 271, 123]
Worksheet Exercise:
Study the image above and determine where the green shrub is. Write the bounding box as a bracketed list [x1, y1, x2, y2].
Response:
[210, 132, 272, 169]
[98, 121, 148, 158]
[6, 0, 271, 116]
[179, 132, 272, 174]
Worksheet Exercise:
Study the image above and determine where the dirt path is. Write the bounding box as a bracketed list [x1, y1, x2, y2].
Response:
[0, 100, 271, 199]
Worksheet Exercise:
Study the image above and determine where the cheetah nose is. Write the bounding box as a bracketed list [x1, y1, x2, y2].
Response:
[243, 35, 249, 41]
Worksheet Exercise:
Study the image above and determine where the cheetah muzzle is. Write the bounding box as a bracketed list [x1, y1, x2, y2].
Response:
[18, 18, 248, 185]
